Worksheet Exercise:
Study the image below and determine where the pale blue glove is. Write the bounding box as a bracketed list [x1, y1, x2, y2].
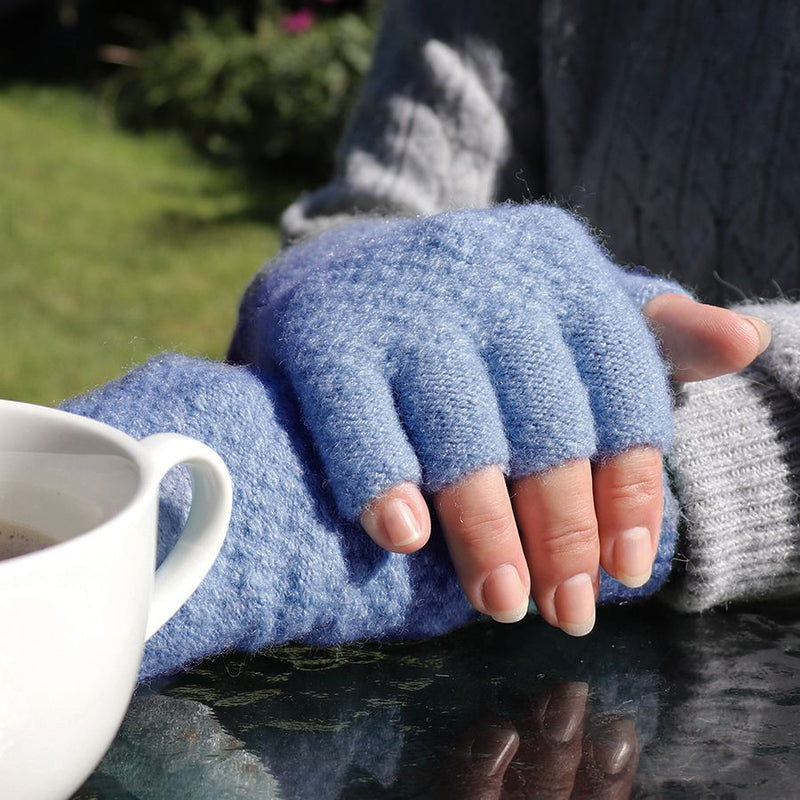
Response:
[230, 203, 683, 520]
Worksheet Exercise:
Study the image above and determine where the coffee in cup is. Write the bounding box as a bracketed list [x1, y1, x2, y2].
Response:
[0, 519, 58, 560]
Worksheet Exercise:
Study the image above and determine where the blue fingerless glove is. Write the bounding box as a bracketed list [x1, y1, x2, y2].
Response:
[229, 203, 685, 519]
[61, 204, 687, 680]
[63, 352, 678, 681]
[63, 356, 474, 681]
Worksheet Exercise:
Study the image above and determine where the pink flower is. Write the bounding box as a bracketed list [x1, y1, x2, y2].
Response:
[280, 9, 317, 34]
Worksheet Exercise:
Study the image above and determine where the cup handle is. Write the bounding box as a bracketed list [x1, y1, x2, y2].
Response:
[138, 433, 232, 640]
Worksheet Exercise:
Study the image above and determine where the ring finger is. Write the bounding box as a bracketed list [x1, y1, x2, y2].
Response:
[511, 460, 600, 635]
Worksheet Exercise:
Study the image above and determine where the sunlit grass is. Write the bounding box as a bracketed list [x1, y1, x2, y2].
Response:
[0, 84, 306, 406]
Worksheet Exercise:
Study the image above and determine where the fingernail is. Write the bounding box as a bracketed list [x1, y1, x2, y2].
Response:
[603, 735, 635, 774]
[361, 498, 422, 548]
[591, 717, 637, 774]
[739, 314, 772, 355]
[554, 573, 595, 636]
[615, 527, 653, 588]
[382, 498, 423, 547]
[482, 564, 529, 623]
[543, 682, 589, 743]
[469, 724, 519, 776]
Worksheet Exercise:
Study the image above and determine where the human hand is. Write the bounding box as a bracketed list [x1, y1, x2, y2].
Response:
[428, 684, 640, 800]
[229, 204, 767, 636]
[364, 293, 769, 633]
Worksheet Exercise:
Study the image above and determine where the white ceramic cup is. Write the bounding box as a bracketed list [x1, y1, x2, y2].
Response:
[0, 399, 232, 800]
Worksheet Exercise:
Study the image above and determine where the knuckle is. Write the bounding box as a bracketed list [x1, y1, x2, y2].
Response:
[597, 448, 663, 508]
[455, 503, 517, 549]
[539, 522, 599, 561]
[603, 471, 662, 507]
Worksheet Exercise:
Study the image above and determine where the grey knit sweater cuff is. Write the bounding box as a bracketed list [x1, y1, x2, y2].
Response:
[280, 0, 539, 245]
[662, 301, 800, 612]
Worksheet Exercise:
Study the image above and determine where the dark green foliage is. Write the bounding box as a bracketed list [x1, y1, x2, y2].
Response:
[107, 2, 377, 174]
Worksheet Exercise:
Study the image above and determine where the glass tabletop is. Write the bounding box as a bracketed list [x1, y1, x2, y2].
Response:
[73, 601, 800, 799]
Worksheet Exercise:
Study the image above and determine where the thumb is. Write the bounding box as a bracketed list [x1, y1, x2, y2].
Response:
[644, 293, 771, 382]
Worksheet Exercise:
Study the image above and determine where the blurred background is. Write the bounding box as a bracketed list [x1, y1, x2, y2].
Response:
[0, 0, 380, 405]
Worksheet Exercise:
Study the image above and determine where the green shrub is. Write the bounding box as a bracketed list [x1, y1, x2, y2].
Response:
[107, 2, 378, 174]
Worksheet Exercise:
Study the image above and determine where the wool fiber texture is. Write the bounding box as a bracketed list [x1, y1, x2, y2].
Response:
[63, 349, 679, 680]
[231, 203, 682, 520]
[664, 302, 800, 611]
[281, 0, 800, 307]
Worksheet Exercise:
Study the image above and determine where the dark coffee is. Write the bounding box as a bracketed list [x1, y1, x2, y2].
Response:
[0, 520, 59, 561]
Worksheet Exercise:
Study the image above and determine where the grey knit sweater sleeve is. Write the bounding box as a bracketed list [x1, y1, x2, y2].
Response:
[281, 0, 542, 243]
[662, 301, 800, 612]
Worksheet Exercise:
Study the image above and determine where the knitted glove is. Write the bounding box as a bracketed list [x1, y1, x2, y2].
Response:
[229, 203, 683, 522]
[62, 345, 676, 682]
[62, 355, 474, 681]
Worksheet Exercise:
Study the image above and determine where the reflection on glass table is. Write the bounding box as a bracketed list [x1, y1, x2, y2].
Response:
[73, 602, 800, 799]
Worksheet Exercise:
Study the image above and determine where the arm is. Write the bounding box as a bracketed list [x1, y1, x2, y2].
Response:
[281, 0, 543, 243]
[273, 0, 788, 619]
[231, 202, 689, 634]
[62, 354, 477, 681]
[60, 249, 772, 682]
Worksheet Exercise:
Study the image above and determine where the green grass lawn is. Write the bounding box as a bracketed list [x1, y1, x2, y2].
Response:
[0, 84, 309, 406]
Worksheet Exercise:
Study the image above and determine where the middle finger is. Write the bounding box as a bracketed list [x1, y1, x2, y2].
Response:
[434, 465, 531, 623]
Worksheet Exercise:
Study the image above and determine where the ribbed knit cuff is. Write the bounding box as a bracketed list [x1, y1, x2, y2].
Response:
[661, 303, 800, 612]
